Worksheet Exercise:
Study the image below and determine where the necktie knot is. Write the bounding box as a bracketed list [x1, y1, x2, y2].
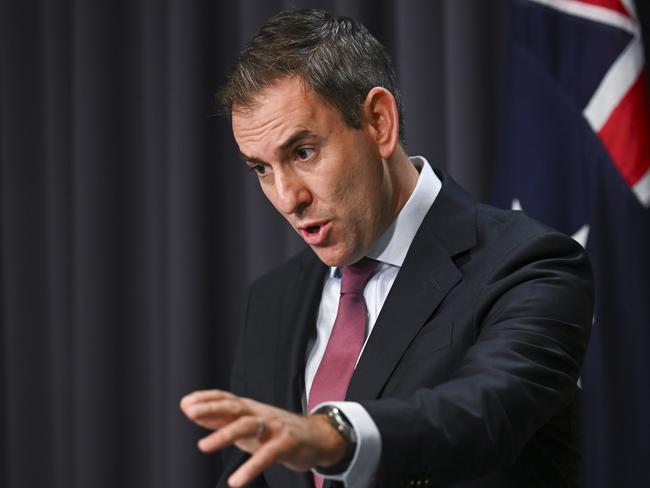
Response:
[340, 257, 378, 294]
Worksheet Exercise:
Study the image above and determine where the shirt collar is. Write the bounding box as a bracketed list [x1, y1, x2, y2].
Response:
[329, 156, 441, 277]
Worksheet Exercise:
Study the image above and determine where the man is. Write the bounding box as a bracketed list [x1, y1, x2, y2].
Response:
[180, 9, 593, 488]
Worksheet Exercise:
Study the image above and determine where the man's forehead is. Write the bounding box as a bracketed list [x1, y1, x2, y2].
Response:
[232, 77, 313, 116]
[231, 79, 334, 148]
[231, 105, 315, 150]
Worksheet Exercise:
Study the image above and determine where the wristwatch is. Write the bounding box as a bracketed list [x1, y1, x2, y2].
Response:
[313, 405, 357, 474]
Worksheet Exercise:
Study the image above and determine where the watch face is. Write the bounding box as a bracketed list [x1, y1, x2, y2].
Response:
[329, 407, 356, 444]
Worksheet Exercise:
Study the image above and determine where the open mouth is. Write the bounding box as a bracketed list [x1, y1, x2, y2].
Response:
[300, 221, 330, 245]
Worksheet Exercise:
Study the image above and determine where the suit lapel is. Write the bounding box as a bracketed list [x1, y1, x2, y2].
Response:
[265, 253, 326, 488]
[346, 170, 477, 402]
[345, 225, 461, 401]
[273, 252, 327, 413]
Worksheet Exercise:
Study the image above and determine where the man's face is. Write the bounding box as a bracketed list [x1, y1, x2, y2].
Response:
[232, 77, 394, 266]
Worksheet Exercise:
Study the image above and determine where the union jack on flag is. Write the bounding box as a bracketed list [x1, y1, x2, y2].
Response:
[492, 0, 650, 485]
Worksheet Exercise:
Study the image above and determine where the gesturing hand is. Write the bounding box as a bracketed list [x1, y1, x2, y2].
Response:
[180, 390, 346, 487]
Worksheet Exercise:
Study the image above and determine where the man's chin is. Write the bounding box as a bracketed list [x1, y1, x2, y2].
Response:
[309, 245, 340, 267]
[310, 245, 362, 268]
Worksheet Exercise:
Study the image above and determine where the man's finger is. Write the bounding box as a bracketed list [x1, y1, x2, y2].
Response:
[186, 398, 246, 420]
[198, 415, 261, 453]
[183, 399, 249, 431]
[228, 437, 289, 488]
[180, 389, 236, 410]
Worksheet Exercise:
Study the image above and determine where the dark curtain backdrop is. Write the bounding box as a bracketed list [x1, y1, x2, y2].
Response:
[0, 1, 507, 487]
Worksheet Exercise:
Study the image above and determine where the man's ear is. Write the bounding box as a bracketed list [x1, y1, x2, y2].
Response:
[362, 87, 400, 160]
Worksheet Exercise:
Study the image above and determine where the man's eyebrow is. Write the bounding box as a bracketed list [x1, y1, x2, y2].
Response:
[277, 129, 313, 154]
[238, 150, 263, 165]
[238, 129, 315, 165]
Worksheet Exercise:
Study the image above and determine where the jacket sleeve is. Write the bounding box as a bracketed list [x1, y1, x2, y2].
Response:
[360, 232, 594, 487]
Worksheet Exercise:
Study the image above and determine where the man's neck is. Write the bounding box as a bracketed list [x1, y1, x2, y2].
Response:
[386, 145, 421, 223]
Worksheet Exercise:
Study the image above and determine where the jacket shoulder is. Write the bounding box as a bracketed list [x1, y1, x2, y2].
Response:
[248, 248, 320, 297]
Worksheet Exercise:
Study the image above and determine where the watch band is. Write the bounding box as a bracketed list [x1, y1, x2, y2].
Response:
[313, 405, 357, 474]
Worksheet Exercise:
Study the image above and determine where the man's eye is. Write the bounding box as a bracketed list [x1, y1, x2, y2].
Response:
[249, 164, 268, 176]
[296, 147, 314, 161]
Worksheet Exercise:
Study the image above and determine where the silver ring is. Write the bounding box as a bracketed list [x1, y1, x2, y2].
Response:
[255, 417, 266, 438]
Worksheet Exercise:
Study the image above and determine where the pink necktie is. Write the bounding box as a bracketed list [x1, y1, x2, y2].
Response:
[308, 258, 378, 488]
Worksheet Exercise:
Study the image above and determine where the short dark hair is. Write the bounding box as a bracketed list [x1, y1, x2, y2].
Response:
[218, 9, 405, 143]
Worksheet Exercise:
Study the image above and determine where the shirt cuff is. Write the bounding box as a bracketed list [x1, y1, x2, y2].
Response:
[310, 401, 381, 488]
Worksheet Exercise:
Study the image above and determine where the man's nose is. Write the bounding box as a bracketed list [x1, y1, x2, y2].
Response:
[274, 170, 311, 215]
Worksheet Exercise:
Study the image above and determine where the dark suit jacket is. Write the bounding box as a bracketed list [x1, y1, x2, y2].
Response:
[218, 169, 594, 488]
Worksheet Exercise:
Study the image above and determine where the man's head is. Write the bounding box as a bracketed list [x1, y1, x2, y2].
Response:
[222, 10, 417, 267]
[218, 9, 405, 143]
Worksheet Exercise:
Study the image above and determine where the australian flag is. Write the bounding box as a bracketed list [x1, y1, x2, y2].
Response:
[492, 0, 650, 486]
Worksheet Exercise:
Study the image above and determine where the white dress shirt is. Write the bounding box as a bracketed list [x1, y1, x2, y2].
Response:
[305, 157, 441, 487]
